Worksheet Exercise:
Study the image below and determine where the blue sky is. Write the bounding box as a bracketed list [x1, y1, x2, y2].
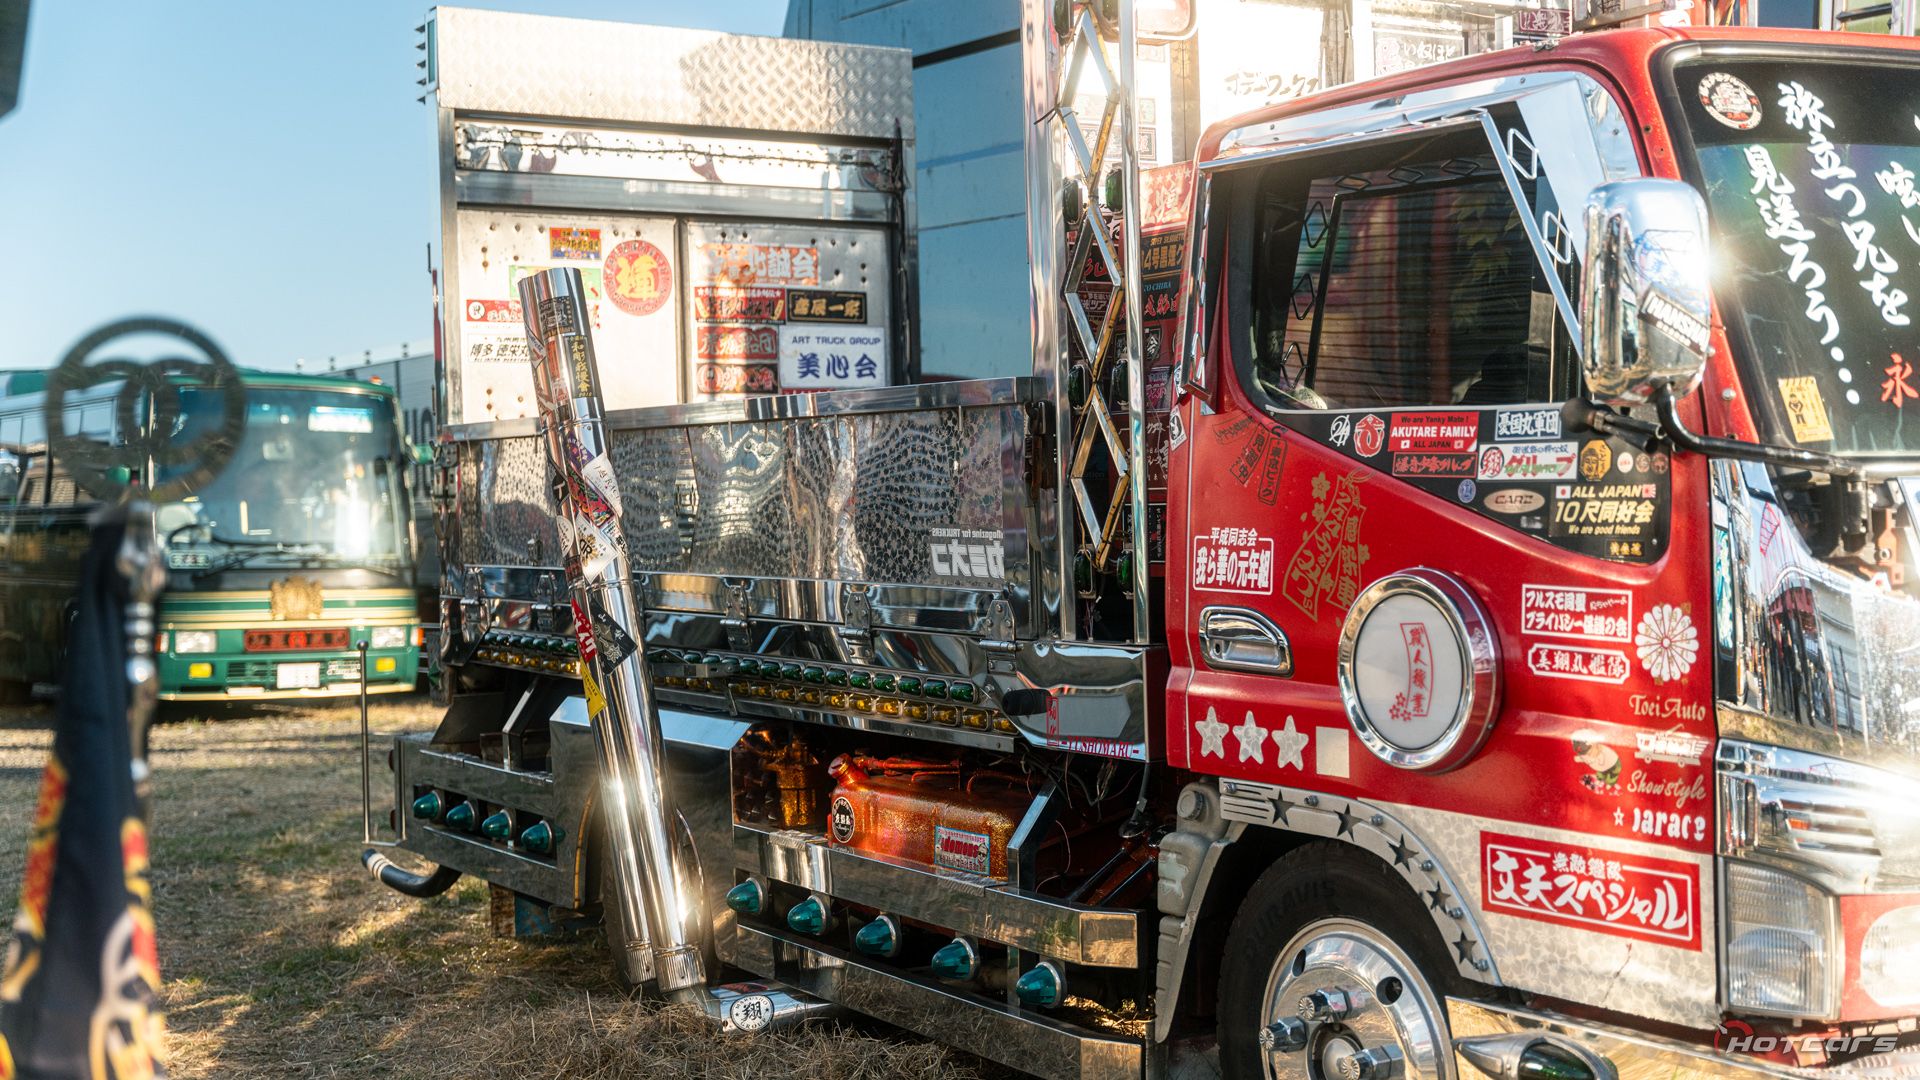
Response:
[0, 1, 787, 372]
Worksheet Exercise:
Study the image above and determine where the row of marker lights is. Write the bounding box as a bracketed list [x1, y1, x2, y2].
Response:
[410, 791, 559, 855]
[723, 879, 1063, 1009]
[656, 653, 1012, 734]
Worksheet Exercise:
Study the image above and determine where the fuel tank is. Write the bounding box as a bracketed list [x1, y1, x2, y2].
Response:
[825, 754, 1033, 880]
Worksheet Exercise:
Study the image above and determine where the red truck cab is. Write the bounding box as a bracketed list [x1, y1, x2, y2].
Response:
[1167, 26, 1920, 1072]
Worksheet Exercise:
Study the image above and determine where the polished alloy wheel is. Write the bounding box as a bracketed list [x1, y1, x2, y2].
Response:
[1256, 917, 1451, 1080]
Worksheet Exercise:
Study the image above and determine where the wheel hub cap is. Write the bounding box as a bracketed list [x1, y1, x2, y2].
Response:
[1257, 918, 1448, 1080]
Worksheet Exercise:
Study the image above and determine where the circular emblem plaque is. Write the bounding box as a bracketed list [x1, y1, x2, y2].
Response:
[1336, 568, 1499, 772]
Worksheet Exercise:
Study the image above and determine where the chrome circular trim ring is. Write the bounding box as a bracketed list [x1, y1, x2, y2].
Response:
[1258, 917, 1453, 1080]
[1336, 568, 1499, 773]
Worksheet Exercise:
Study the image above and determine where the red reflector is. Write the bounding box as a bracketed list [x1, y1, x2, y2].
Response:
[244, 627, 349, 652]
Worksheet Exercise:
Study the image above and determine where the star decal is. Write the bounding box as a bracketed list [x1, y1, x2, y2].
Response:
[1332, 804, 1360, 838]
[1453, 932, 1478, 964]
[1271, 715, 1308, 771]
[1233, 711, 1269, 764]
[1426, 883, 1454, 912]
[1195, 707, 1229, 758]
[1272, 791, 1298, 826]
[1389, 835, 1418, 869]
[1613, 807, 1625, 827]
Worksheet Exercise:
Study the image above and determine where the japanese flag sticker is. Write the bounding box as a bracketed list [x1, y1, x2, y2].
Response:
[1698, 72, 1761, 130]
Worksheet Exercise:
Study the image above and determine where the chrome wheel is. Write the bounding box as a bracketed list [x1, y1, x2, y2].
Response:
[1256, 917, 1452, 1080]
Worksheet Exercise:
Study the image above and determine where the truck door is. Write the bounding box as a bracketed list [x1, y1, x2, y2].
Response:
[1166, 90, 1718, 873]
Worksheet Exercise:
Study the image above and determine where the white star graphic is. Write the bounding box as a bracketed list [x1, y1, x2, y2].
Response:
[1233, 711, 1269, 764]
[1271, 716, 1308, 771]
[1613, 807, 1625, 827]
[1195, 707, 1229, 758]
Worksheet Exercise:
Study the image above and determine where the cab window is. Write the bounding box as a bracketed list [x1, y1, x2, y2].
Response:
[1226, 126, 1574, 413]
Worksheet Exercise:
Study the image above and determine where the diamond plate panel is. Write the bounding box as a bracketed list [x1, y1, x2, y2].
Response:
[433, 8, 913, 141]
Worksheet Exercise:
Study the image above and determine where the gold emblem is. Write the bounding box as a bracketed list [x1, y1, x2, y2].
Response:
[269, 577, 325, 621]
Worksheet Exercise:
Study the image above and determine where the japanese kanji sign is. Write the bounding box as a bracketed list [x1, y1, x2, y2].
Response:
[1481, 831, 1700, 948]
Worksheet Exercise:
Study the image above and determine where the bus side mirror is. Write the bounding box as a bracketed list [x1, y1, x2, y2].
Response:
[1578, 178, 1712, 407]
[410, 443, 434, 466]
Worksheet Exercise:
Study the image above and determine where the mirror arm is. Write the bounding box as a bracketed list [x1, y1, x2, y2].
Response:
[1650, 388, 1880, 479]
[1561, 397, 1663, 445]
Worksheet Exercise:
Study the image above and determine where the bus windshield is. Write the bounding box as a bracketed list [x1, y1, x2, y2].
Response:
[1673, 54, 1920, 456]
[158, 386, 410, 563]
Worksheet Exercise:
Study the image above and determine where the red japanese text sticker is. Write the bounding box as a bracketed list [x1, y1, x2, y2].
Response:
[1481, 830, 1700, 949]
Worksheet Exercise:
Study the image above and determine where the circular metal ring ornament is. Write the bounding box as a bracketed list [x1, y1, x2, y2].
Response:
[45, 317, 245, 504]
[1336, 568, 1499, 773]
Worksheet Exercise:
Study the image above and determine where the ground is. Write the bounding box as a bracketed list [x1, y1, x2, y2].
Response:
[0, 695, 994, 1079]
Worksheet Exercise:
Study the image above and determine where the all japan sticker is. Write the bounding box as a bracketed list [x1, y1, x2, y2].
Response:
[1481, 831, 1700, 949]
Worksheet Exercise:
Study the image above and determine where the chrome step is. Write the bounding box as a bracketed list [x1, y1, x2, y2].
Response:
[736, 922, 1143, 1080]
[733, 822, 1141, 968]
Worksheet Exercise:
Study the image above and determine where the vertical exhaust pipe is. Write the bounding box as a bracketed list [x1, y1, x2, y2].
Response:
[517, 267, 705, 995]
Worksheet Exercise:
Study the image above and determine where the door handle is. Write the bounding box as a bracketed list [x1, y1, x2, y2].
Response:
[1198, 606, 1293, 676]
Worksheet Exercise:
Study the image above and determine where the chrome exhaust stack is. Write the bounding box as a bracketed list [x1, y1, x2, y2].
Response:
[517, 267, 705, 995]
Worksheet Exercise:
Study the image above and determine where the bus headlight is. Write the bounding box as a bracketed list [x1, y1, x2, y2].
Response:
[1723, 860, 1838, 1019]
[1860, 905, 1920, 1008]
[174, 631, 218, 654]
[369, 626, 408, 650]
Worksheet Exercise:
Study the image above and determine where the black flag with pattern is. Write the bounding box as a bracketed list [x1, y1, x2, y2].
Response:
[0, 517, 166, 1079]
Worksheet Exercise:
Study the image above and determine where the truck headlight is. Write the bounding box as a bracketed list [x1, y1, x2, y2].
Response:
[173, 630, 218, 654]
[1723, 860, 1838, 1019]
[1859, 905, 1920, 1008]
[369, 625, 408, 650]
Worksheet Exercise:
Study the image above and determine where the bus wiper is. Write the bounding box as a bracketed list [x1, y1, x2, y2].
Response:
[189, 540, 329, 579]
[311, 554, 410, 583]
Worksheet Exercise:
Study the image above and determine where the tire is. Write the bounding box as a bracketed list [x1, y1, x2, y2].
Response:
[1218, 841, 1473, 1080]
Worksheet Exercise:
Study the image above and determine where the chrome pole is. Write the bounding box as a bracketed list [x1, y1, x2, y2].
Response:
[517, 267, 704, 995]
[1117, 0, 1153, 642]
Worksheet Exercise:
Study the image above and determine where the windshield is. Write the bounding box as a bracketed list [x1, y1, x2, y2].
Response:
[1672, 54, 1920, 456]
[157, 386, 410, 562]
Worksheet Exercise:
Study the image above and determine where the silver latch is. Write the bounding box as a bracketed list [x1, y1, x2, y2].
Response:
[721, 577, 753, 652]
[982, 595, 1018, 655]
[838, 584, 873, 657]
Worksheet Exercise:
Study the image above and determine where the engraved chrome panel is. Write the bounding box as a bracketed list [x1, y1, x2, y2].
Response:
[457, 435, 556, 569]
[1387, 800, 1719, 1030]
[606, 402, 1026, 594]
[430, 8, 913, 141]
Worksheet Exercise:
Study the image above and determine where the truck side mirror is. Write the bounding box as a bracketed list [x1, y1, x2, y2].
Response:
[1578, 178, 1712, 407]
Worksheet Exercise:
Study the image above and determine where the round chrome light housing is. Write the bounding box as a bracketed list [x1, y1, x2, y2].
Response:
[1336, 568, 1499, 773]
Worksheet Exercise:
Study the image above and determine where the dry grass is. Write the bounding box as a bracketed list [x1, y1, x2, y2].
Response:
[0, 697, 995, 1079]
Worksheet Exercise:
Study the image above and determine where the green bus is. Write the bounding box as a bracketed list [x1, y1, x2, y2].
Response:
[0, 370, 423, 704]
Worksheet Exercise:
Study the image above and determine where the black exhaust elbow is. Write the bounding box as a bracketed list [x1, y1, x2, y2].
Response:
[362, 848, 462, 898]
